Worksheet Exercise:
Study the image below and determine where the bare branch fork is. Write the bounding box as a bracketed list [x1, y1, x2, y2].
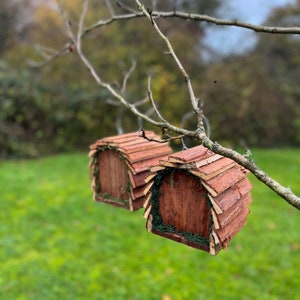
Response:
[62, 0, 191, 136]
[30, 2, 300, 67]
[133, 0, 300, 209]
[84, 9, 300, 36]
[46, 0, 300, 209]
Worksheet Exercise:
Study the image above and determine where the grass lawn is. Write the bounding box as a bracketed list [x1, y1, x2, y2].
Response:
[0, 148, 299, 300]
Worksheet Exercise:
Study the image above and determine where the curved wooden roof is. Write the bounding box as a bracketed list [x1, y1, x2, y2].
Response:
[143, 145, 253, 255]
[89, 131, 172, 211]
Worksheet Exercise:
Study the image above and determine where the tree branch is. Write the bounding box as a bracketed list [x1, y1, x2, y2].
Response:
[139, 128, 185, 144]
[34, 1, 300, 209]
[30, 7, 300, 68]
[134, 0, 300, 209]
[135, 0, 204, 132]
[199, 134, 300, 210]
[84, 10, 300, 36]
[121, 59, 136, 95]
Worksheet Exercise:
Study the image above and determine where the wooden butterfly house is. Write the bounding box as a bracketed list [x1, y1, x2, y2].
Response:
[89, 131, 172, 211]
[143, 145, 252, 255]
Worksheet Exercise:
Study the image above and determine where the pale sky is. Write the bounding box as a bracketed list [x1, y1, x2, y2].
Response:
[203, 0, 296, 57]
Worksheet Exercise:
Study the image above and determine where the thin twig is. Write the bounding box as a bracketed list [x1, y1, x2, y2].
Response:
[135, 1, 199, 113]
[84, 10, 300, 36]
[116, 107, 124, 134]
[105, 0, 115, 16]
[138, 128, 185, 143]
[35, 2, 300, 209]
[27, 45, 70, 68]
[77, 0, 89, 50]
[66, 0, 178, 131]
[147, 76, 167, 123]
[133, 96, 149, 107]
[121, 60, 137, 95]
[31, 8, 300, 68]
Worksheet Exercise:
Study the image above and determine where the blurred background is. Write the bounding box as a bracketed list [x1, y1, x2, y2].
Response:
[1, 0, 300, 159]
[1, 1, 300, 299]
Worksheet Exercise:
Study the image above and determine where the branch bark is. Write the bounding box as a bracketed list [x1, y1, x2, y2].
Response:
[199, 134, 300, 209]
[30, 7, 300, 67]
[133, 1, 300, 210]
[33, 1, 300, 209]
[84, 10, 300, 36]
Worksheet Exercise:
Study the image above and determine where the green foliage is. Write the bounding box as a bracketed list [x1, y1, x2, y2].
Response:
[199, 55, 298, 147]
[0, 1, 20, 56]
[0, 61, 116, 159]
[1, 0, 300, 159]
[0, 149, 300, 299]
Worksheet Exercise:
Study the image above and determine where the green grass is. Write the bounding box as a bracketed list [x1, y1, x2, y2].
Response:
[0, 149, 300, 300]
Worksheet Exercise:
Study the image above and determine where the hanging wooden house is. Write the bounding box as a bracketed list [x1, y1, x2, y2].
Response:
[89, 131, 172, 211]
[143, 145, 252, 255]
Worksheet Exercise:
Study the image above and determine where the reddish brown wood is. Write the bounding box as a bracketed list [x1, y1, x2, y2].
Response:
[203, 165, 248, 196]
[130, 196, 145, 211]
[159, 170, 210, 237]
[128, 170, 151, 188]
[190, 157, 235, 180]
[151, 229, 210, 252]
[130, 154, 170, 174]
[213, 193, 252, 228]
[89, 131, 172, 211]
[98, 150, 129, 201]
[126, 145, 171, 163]
[210, 178, 252, 212]
[100, 131, 146, 143]
[120, 140, 168, 154]
[130, 185, 146, 200]
[143, 144, 253, 255]
[214, 207, 250, 244]
[194, 154, 223, 168]
[168, 144, 211, 163]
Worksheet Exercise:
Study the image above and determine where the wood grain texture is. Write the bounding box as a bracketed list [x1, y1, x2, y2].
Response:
[98, 150, 129, 200]
[89, 131, 172, 211]
[143, 144, 253, 254]
[159, 170, 210, 237]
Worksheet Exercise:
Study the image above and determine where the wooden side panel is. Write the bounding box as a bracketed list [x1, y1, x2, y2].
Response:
[98, 150, 129, 201]
[159, 170, 210, 237]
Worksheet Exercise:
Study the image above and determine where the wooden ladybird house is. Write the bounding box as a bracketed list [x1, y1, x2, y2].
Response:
[143, 145, 252, 255]
[89, 131, 172, 211]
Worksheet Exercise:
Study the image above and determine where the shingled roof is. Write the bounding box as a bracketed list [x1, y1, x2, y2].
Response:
[143, 145, 253, 255]
[89, 131, 172, 211]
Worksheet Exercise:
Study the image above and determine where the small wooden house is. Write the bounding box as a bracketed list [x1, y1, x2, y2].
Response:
[143, 145, 252, 255]
[89, 131, 172, 211]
